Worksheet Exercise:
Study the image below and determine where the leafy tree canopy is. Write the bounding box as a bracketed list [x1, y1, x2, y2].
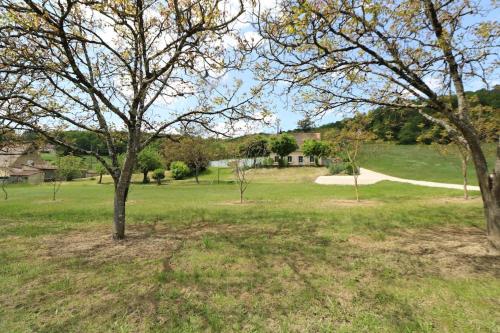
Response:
[269, 133, 298, 158]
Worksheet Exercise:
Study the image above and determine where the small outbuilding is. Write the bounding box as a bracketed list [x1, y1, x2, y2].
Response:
[0, 144, 57, 184]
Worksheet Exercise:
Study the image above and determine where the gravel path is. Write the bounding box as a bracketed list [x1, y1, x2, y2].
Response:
[315, 168, 480, 191]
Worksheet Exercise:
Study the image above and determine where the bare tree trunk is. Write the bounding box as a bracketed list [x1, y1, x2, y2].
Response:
[353, 174, 359, 202]
[112, 139, 138, 240]
[113, 182, 127, 240]
[195, 165, 199, 184]
[486, 139, 500, 248]
[142, 171, 148, 183]
[52, 179, 61, 201]
[1, 179, 7, 200]
[465, 131, 499, 249]
[461, 156, 468, 200]
[98, 173, 103, 184]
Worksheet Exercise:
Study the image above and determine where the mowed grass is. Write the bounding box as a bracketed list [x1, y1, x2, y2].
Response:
[359, 143, 496, 185]
[0, 168, 499, 332]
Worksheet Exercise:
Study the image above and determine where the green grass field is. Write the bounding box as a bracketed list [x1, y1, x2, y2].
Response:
[0, 165, 498, 332]
[359, 143, 496, 185]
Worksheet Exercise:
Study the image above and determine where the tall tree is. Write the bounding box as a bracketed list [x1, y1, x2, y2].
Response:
[326, 121, 374, 202]
[137, 147, 163, 184]
[0, 0, 265, 239]
[95, 162, 108, 184]
[302, 139, 330, 166]
[163, 136, 211, 183]
[257, 0, 500, 248]
[297, 116, 314, 132]
[239, 135, 270, 167]
[269, 133, 298, 167]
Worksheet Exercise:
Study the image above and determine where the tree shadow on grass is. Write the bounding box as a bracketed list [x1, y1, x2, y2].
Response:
[18, 223, 500, 331]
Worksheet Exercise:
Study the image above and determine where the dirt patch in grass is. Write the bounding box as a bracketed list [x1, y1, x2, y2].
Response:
[34, 199, 64, 204]
[418, 196, 482, 205]
[349, 226, 500, 278]
[317, 199, 381, 207]
[247, 167, 329, 183]
[35, 223, 259, 266]
[215, 200, 273, 206]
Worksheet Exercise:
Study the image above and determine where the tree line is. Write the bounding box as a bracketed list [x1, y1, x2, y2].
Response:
[305, 87, 499, 145]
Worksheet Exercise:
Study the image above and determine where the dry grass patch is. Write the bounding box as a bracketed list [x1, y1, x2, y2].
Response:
[247, 167, 328, 183]
[215, 199, 274, 206]
[417, 196, 483, 205]
[316, 198, 381, 207]
[349, 226, 500, 278]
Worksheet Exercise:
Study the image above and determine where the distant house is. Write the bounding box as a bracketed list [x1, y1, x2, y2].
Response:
[0, 144, 57, 184]
[270, 132, 326, 166]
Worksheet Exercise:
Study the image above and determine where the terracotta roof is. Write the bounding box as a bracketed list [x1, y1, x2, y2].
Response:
[0, 144, 31, 155]
[33, 163, 57, 170]
[0, 144, 31, 167]
[8, 167, 43, 176]
[0, 144, 57, 175]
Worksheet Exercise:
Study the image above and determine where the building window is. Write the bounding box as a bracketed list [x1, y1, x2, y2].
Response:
[287, 156, 292, 163]
[298, 156, 303, 163]
[310, 156, 314, 163]
[274, 156, 279, 162]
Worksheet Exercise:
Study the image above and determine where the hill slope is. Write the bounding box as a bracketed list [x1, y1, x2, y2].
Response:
[358, 143, 496, 185]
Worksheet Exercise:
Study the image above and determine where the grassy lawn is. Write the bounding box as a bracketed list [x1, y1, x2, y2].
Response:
[359, 143, 496, 185]
[41, 152, 108, 171]
[0, 167, 498, 332]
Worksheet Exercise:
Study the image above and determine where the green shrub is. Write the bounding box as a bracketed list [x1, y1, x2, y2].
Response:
[170, 161, 190, 180]
[57, 155, 85, 181]
[152, 168, 165, 185]
[328, 162, 359, 175]
[328, 163, 346, 175]
[261, 157, 274, 167]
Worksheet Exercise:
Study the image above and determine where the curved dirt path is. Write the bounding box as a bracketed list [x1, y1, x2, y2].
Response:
[315, 168, 480, 191]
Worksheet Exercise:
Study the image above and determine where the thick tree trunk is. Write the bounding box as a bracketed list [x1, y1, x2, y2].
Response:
[465, 131, 499, 249]
[423, 0, 500, 248]
[113, 183, 127, 240]
[112, 137, 138, 240]
[484, 139, 500, 249]
[142, 171, 148, 183]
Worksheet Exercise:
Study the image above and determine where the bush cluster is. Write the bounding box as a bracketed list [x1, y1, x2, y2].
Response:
[170, 161, 190, 180]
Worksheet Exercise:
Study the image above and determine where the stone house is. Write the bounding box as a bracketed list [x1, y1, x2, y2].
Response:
[270, 132, 326, 166]
[0, 144, 57, 184]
